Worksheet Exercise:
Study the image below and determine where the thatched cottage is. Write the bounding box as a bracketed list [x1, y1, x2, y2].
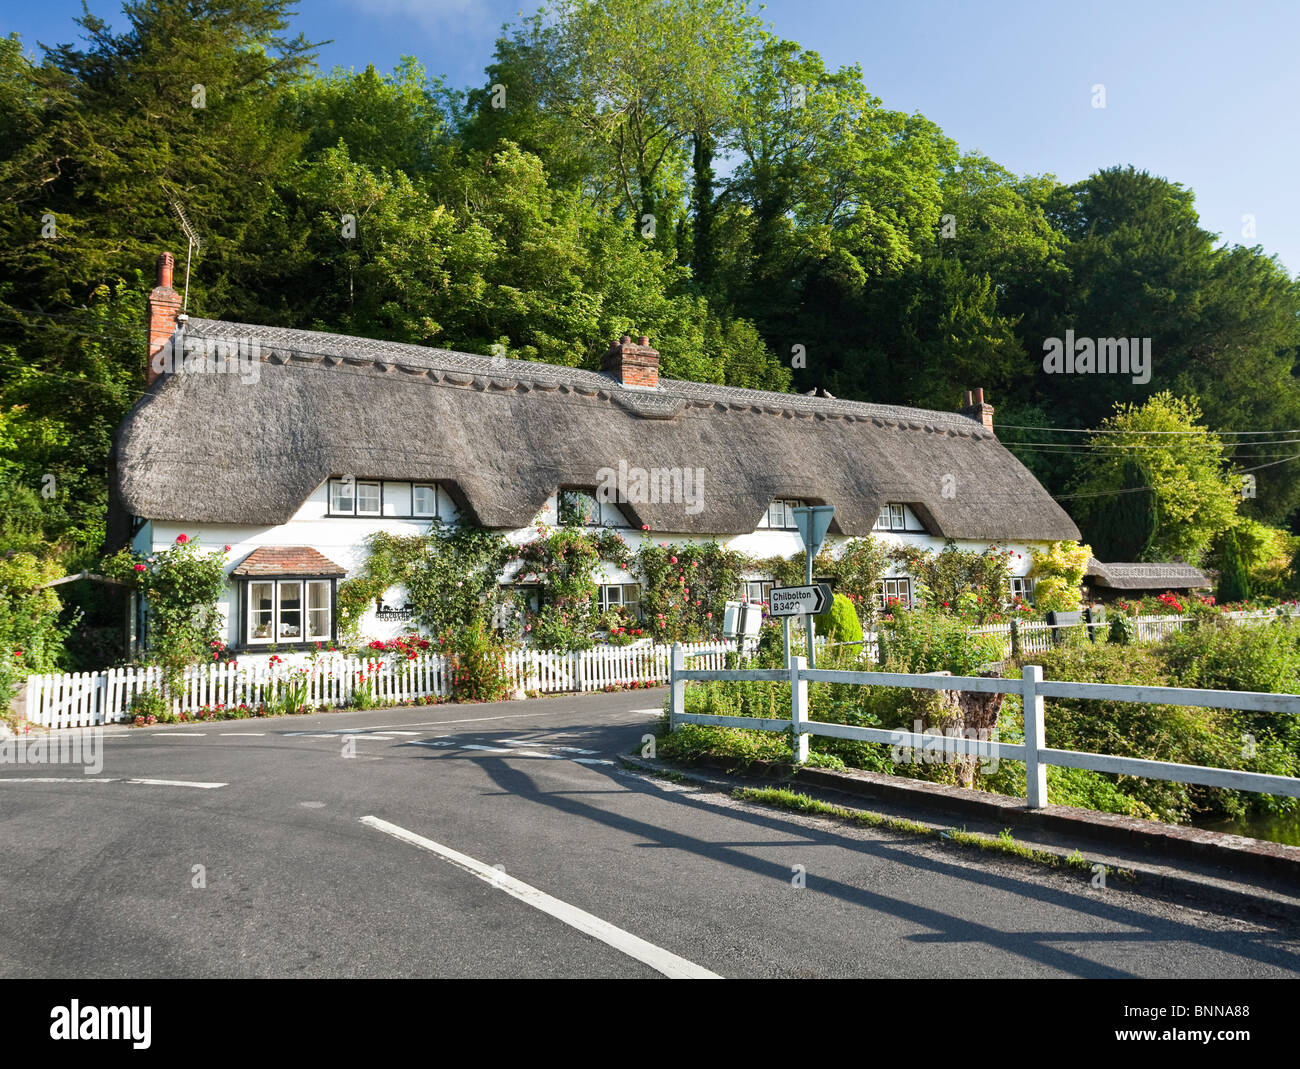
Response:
[109, 252, 1080, 653]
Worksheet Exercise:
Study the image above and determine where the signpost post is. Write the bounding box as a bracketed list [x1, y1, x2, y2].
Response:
[789, 506, 835, 669]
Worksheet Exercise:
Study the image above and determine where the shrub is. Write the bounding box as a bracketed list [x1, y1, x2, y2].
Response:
[444, 618, 510, 703]
[814, 592, 863, 645]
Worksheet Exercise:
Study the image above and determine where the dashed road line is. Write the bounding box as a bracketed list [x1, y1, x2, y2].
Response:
[150, 733, 207, 738]
[220, 732, 265, 737]
[127, 778, 227, 789]
[360, 816, 719, 979]
[0, 777, 118, 784]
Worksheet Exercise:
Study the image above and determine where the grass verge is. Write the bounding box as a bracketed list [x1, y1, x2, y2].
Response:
[733, 786, 1135, 882]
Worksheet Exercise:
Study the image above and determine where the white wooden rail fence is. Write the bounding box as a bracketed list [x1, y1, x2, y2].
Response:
[668, 646, 1300, 809]
[25, 641, 736, 729]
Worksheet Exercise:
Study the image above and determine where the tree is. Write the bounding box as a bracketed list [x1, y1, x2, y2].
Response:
[1071, 394, 1240, 566]
[1083, 458, 1157, 561]
[1216, 526, 1251, 604]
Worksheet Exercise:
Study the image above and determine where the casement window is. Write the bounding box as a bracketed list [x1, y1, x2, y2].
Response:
[757, 499, 807, 530]
[1008, 576, 1036, 606]
[875, 577, 912, 610]
[874, 503, 917, 532]
[413, 484, 438, 517]
[558, 490, 629, 529]
[330, 479, 355, 514]
[356, 481, 382, 516]
[745, 580, 774, 606]
[598, 583, 641, 619]
[327, 478, 455, 520]
[246, 579, 333, 644]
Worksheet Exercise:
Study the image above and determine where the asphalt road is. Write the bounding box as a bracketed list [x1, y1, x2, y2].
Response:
[3, 690, 1299, 978]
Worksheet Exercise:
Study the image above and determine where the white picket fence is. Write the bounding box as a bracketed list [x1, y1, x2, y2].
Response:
[24, 640, 736, 729]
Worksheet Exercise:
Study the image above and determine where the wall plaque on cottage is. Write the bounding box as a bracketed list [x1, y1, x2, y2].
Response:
[375, 600, 416, 621]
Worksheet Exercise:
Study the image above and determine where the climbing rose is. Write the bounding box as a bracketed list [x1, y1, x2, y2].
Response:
[670, 556, 678, 564]
[223, 544, 232, 552]
[134, 563, 146, 572]
[175, 533, 189, 544]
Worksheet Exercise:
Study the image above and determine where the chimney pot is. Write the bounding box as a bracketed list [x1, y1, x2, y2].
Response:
[603, 333, 660, 389]
[146, 251, 183, 386]
[959, 386, 994, 433]
[156, 251, 175, 290]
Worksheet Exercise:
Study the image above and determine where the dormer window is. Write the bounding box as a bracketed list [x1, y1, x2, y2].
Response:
[558, 490, 630, 528]
[327, 478, 457, 520]
[874, 503, 923, 532]
[757, 499, 807, 530]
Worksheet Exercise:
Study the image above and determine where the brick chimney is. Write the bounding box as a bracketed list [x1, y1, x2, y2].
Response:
[146, 251, 183, 386]
[959, 387, 995, 432]
[603, 334, 659, 389]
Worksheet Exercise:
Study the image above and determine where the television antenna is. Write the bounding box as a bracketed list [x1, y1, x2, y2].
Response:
[168, 197, 202, 312]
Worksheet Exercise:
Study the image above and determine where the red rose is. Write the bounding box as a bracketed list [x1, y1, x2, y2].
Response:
[134, 563, 146, 572]
[223, 544, 232, 552]
[176, 533, 189, 544]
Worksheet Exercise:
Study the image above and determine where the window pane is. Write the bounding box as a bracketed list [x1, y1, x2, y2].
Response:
[250, 582, 274, 641]
[357, 483, 381, 514]
[769, 501, 784, 528]
[891, 504, 904, 529]
[878, 507, 890, 529]
[413, 485, 436, 516]
[331, 480, 354, 514]
[278, 581, 303, 640]
[307, 581, 330, 640]
[622, 584, 640, 617]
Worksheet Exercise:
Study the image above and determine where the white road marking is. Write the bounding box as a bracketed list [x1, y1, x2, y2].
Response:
[0, 777, 118, 784]
[512, 750, 564, 759]
[629, 708, 664, 714]
[574, 758, 615, 766]
[127, 778, 227, 789]
[384, 731, 421, 736]
[220, 732, 265, 737]
[462, 744, 511, 753]
[151, 733, 207, 738]
[300, 801, 326, 808]
[502, 739, 597, 754]
[360, 816, 719, 980]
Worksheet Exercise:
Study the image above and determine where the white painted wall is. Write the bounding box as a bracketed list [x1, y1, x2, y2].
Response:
[140, 482, 1047, 658]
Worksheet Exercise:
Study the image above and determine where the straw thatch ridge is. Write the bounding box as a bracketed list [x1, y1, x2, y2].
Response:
[1086, 559, 1211, 590]
[110, 318, 1081, 543]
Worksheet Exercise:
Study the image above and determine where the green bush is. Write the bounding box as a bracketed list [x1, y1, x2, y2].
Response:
[444, 618, 511, 703]
[815, 592, 863, 645]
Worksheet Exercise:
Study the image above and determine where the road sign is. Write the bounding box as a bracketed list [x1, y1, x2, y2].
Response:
[791, 506, 835, 559]
[768, 583, 832, 618]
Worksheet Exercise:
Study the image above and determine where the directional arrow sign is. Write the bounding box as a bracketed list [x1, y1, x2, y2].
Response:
[768, 583, 832, 618]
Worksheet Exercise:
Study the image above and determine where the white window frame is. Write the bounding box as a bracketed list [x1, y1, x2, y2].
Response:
[875, 503, 912, 532]
[875, 577, 912, 610]
[757, 499, 806, 530]
[247, 579, 333, 645]
[413, 484, 438, 518]
[599, 583, 641, 618]
[329, 478, 356, 515]
[745, 580, 774, 606]
[1008, 576, 1035, 606]
[356, 481, 382, 516]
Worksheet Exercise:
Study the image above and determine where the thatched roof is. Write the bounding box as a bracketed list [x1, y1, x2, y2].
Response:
[1085, 558, 1210, 590]
[110, 319, 1080, 543]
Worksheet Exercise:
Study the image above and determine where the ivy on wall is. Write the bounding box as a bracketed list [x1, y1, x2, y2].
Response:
[337, 522, 512, 642]
[890, 541, 1013, 624]
[511, 526, 632, 650]
[635, 540, 747, 643]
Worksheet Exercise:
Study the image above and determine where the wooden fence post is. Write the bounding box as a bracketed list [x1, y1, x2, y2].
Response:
[790, 654, 809, 765]
[669, 643, 685, 732]
[1022, 664, 1048, 808]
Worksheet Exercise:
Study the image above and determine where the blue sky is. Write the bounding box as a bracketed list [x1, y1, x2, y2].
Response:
[6, 0, 1299, 276]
